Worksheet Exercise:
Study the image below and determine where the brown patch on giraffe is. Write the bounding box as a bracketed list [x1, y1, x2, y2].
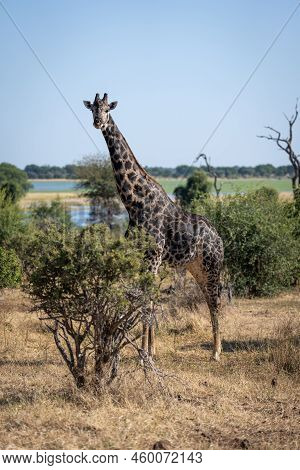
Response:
[186, 255, 208, 290]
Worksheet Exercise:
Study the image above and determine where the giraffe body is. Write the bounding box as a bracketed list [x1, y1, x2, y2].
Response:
[84, 93, 224, 360]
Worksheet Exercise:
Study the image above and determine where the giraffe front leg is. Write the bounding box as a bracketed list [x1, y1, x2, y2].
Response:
[142, 322, 149, 354]
[148, 301, 156, 358]
[142, 248, 163, 361]
[143, 298, 157, 361]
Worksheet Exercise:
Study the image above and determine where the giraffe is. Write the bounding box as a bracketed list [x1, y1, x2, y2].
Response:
[83, 93, 224, 361]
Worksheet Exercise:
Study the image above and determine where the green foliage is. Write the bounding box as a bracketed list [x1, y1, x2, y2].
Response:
[76, 154, 121, 226]
[0, 162, 31, 202]
[29, 199, 72, 229]
[174, 170, 212, 207]
[0, 190, 25, 249]
[0, 247, 22, 288]
[25, 224, 157, 309]
[24, 224, 158, 388]
[294, 188, 300, 215]
[193, 189, 299, 296]
[254, 186, 279, 201]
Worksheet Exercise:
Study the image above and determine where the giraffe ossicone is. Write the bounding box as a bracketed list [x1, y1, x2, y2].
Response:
[84, 92, 224, 361]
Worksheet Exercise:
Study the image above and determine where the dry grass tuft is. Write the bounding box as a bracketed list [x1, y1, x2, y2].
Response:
[0, 288, 299, 449]
[20, 192, 88, 208]
[268, 316, 300, 377]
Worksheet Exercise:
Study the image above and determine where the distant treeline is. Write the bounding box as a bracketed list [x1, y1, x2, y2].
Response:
[145, 164, 294, 178]
[24, 164, 77, 179]
[24, 163, 294, 179]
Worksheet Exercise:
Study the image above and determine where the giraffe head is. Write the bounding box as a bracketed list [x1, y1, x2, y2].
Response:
[83, 93, 118, 130]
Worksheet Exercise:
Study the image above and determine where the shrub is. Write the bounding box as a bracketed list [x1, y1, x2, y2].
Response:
[29, 199, 73, 230]
[192, 189, 300, 296]
[254, 186, 279, 201]
[174, 170, 211, 207]
[0, 247, 22, 288]
[24, 224, 158, 389]
[0, 190, 26, 249]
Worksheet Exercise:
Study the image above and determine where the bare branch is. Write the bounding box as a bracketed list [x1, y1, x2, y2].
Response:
[258, 101, 300, 194]
[197, 153, 222, 197]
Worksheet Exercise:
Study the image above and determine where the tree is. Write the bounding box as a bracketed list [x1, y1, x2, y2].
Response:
[24, 224, 158, 390]
[174, 170, 211, 207]
[174, 165, 196, 178]
[76, 154, 121, 227]
[0, 162, 31, 202]
[258, 100, 300, 210]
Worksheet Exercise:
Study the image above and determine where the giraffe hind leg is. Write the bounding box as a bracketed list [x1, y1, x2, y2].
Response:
[187, 258, 222, 361]
[206, 284, 222, 361]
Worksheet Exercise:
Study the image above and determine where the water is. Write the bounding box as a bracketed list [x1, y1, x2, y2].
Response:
[69, 205, 128, 227]
[28, 180, 171, 227]
[69, 205, 90, 226]
[29, 180, 78, 192]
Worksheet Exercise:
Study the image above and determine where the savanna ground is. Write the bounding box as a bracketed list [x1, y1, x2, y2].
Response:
[0, 286, 299, 450]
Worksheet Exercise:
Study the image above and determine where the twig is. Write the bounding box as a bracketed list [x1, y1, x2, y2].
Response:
[196, 153, 222, 197]
[257, 100, 300, 193]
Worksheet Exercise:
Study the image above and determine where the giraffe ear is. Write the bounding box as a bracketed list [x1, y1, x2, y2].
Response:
[109, 101, 118, 110]
[83, 100, 92, 109]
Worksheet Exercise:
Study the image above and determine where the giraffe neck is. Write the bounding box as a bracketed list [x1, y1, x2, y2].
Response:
[102, 115, 172, 214]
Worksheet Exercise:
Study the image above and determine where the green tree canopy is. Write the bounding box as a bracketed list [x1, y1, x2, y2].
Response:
[0, 162, 31, 202]
[174, 170, 212, 207]
[76, 154, 121, 226]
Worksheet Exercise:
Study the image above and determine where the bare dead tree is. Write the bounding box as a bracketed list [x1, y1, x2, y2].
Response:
[196, 153, 222, 197]
[258, 100, 300, 201]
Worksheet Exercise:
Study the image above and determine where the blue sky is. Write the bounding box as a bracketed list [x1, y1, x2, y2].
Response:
[0, 0, 299, 170]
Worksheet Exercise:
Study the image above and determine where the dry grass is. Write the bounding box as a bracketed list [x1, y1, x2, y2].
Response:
[279, 191, 294, 201]
[0, 288, 299, 450]
[20, 190, 293, 209]
[20, 193, 88, 208]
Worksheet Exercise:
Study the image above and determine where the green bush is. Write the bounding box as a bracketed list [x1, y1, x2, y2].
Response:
[29, 199, 73, 230]
[192, 188, 299, 296]
[0, 247, 22, 288]
[0, 190, 27, 251]
[174, 170, 211, 207]
[24, 224, 158, 389]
